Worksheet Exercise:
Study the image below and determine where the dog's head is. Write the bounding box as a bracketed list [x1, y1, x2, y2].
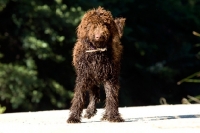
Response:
[77, 7, 125, 49]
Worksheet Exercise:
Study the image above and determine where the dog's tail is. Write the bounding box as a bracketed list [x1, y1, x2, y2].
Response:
[114, 18, 126, 38]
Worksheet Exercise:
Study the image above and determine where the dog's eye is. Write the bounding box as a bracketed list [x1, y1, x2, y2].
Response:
[104, 24, 110, 29]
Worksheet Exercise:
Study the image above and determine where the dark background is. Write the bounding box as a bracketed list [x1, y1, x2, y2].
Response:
[0, 0, 200, 113]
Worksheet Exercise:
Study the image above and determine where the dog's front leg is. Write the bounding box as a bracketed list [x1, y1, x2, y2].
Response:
[102, 80, 124, 122]
[67, 80, 87, 123]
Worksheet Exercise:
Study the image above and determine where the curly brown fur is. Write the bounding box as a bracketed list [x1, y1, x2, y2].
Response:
[67, 6, 126, 123]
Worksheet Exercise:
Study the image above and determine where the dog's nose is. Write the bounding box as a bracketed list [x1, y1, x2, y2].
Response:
[95, 34, 101, 40]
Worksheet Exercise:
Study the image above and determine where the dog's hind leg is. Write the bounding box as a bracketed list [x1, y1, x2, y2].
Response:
[84, 85, 100, 119]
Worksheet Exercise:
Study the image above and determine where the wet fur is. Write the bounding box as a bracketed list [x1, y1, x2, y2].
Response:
[67, 6, 126, 123]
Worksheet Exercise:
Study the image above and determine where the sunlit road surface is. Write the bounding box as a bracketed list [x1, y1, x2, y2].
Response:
[0, 104, 200, 133]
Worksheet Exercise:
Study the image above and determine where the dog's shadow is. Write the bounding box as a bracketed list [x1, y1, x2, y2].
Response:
[82, 114, 200, 123]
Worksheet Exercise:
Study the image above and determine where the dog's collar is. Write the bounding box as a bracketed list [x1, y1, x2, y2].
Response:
[86, 42, 107, 53]
[86, 48, 107, 53]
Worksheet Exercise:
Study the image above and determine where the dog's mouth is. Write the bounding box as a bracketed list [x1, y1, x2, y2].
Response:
[86, 41, 107, 53]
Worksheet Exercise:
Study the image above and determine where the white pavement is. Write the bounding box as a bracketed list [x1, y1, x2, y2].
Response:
[0, 104, 200, 133]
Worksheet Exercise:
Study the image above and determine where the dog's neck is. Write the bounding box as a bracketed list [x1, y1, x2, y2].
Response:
[85, 40, 107, 53]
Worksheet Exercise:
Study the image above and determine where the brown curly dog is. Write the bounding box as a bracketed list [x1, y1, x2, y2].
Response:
[67, 6, 126, 123]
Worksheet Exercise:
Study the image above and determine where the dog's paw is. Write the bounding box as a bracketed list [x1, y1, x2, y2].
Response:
[100, 114, 108, 121]
[84, 109, 97, 119]
[109, 117, 125, 122]
[101, 114, 124, 122]
[84, 113, 93, 119]
[67, 117, 81, 123]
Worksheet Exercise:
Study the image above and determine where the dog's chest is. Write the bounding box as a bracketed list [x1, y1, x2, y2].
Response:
[87, 53, 112, 80]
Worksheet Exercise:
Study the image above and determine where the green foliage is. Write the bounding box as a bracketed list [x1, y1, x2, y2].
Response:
[177, 71, 200, 85]
[0, 63, 40, 109]
[0, 104, 6, 113]
[1, 0, 200, 112]
[177, 31, 200, 84]
[0, 0, 80, 111]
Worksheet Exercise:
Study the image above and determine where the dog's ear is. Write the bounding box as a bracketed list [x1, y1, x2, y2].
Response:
[114, 18, 126, 38]
[76, 12, 89, 39]
[77, 22, 86, 39]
